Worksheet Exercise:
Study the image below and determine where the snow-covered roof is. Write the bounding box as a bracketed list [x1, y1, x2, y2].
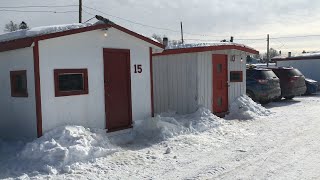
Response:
[272, 51, 320, 60]
[152, 42, 259, 55]
[0, 23, 93, 43]
[0, 21, 164, 52]
[166, 42, 256, 51]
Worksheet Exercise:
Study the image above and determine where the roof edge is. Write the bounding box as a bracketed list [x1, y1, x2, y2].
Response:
[152, 45, 259, 56]
[0, 23, 164, 53]
[273, 55, 320, 61]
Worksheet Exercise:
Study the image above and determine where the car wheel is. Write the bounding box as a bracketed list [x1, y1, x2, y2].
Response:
[246, 91, 256, 101]
[273, 96, 282, 102]
[260, 100, 271, 104]
[284, 96, 295, 100]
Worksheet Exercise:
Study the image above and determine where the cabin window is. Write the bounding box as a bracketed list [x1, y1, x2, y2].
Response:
[230, 71, 243, 82]
[10, 70, 28, 97]
[54, 69, 88, 97]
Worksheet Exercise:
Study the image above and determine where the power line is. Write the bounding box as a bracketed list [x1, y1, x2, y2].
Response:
[0, 9, 78, 13]
[82, 5, 229, 38]
[0, 5, 78, 8]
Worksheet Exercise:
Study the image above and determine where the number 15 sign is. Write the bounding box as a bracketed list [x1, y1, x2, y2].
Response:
[134, 64, 142, 73]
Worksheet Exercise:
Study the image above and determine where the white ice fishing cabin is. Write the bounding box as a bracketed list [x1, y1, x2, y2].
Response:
[0, 20, 164, 140]
[152, 43, 259, 115]
[273, 52, 320, 82]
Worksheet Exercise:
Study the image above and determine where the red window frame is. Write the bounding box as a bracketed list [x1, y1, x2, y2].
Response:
[230, 71, 243, 82]
[10, 70, 28, 97]
[54, 69, 89, 97]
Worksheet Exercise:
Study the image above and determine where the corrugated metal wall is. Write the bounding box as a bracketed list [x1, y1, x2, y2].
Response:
[153, 53, 198, 114]
[153, 49, 248, 114]
[227, 50, 247, 106]
[277, 60, 320, 82]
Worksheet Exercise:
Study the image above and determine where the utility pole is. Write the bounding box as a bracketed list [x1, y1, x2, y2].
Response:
[79, 0, 82, 23]
[180, 22, 184, 44]
[267, 34, 270, 67]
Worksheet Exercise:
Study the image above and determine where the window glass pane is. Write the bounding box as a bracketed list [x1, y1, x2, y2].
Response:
[14, 74, 27, 92]
[218, 97, 222, 107]
[58, 73, 84, 91]
[230, 71, 243, 82]
[217, 64, 222, 73]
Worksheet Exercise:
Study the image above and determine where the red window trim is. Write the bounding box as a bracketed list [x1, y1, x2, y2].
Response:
[54, 69, 89, 97]
[10, 70, 28, 97]
[230, 71, 243, 82]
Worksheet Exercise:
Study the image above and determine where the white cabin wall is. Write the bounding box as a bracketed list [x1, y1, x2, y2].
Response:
[0, 48, 37, 139]
[227, 50, 247, 105]
[277, 60, 320, 82]
[39, 28, 154, 133]
[153, 53, 198, 114]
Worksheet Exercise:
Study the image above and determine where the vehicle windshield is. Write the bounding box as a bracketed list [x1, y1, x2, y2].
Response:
[256, 70, 277, 79]
[288, 69, 303, 77]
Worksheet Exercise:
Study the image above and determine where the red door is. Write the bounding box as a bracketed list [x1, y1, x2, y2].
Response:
[212, 54, 228, 113]
[103, 49, 132, 132]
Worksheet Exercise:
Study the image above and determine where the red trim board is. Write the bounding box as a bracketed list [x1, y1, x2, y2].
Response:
[33, 41, 43, 138]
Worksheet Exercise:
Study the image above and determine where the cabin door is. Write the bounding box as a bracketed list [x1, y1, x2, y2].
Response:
[103, 48, 132, 132]
[212, 54, 229, 113]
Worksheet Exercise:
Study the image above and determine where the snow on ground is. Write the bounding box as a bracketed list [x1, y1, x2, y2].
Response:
[225, 95, 271, 120]
[1, 94, 320, 179]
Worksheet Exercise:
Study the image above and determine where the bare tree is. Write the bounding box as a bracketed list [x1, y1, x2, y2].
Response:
[152, 34, 163, 44]
[4, 21, 18, 32]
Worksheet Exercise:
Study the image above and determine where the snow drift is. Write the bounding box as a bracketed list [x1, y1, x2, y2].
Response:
[18, 126, 118, 174]
[226, 95, 271, 120]
[133, 107, 222, 141]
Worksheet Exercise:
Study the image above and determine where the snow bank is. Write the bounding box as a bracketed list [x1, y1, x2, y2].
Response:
[0, 23, 93, 42]
[133, 107, 222, 141]
[225, 95, 271, 120]
[18, 126, 118, 174]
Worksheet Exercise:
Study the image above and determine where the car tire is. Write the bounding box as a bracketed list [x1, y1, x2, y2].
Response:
[273, 96, 282, 102]
[246, 91, 256, 101]
[260, 100, 271, 104]
[284, 96, 295, 100]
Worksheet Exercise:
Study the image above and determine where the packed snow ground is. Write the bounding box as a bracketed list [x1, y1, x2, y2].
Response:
[1, 95, 320, 179]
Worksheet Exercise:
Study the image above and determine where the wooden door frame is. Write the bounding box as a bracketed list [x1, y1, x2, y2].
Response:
[103, 48, 133, 132]
[212, 54, 229, 114]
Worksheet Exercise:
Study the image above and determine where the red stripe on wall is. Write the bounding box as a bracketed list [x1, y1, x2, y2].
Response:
[33, 41, 43, 137]
[149, 47, 155, 117]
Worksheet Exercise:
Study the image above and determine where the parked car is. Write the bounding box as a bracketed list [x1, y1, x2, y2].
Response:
[246, 67, 281, 104]
[304, 78, 318, 95]
[268, 67, 307, 100]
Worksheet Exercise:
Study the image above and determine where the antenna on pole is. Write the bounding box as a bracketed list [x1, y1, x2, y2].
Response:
[79, 0, 82, 23]
[180, 22, 184, 44]
[267, 34, 270, 67]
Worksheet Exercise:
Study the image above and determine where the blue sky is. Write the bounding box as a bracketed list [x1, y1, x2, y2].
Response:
[1, 0, 320, 54]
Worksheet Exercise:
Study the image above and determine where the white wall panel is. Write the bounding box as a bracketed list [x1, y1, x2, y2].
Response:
[153, 53, 198, 114]
[0, 48, 37, 140]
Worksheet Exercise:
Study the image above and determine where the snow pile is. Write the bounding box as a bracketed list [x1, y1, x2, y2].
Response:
[225, 95, 271, 120]
[0, 23, 93, 42]
[166, 42, 256, 51]
[133, 107, 222, 141]
[18, 126, 118, 174]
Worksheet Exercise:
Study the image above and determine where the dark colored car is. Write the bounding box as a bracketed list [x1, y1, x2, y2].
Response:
[269, 67, 307, 100]
[305, 78, 318, 95]
[246, 67, 281, 104]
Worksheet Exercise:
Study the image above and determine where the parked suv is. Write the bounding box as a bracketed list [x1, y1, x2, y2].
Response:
[246, 67, 281, 104]
[269, 67, 307, 100]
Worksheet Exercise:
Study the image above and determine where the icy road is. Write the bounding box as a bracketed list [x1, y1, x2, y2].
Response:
[1, 94, 320, 180]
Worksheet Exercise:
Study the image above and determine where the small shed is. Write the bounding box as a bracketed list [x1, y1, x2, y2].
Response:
[0, 20, 164, 139]
[152, 43, 259, 115]
[273, 52, 320, 82]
